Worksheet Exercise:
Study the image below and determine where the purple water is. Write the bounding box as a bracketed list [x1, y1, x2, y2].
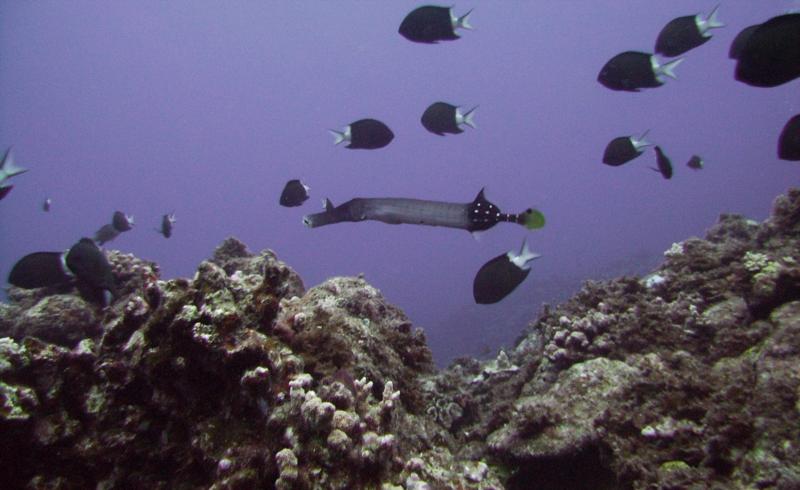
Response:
[1, 2, 798, 365]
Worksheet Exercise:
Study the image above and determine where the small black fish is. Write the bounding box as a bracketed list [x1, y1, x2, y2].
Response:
[686, 155, 704, 170]
[8, 251, 72, 289]
[330, 119, 394, 150]
[729, 24, 760, 59]
[421, 102, 477, 136]
[280, 179, 310, 207]
[0, 185, 12, 201]
[95, 211, 135, 245]
[655, 5, 724, 57]
[653, 146, 673, 179]
[157, 213, 176, 238]
[66, 238, 117, 299]
[778, 114, 800, 161]
[473, 239, 541, 304]
[399, 6, 472, 44]
[734, 14, 800, 87]
[602, 131, 651, 166]
[0, 147, 28, 186]
[43, 198, 52, 212]
[598, 51, 683, 91]
[112, 211, 134, 232]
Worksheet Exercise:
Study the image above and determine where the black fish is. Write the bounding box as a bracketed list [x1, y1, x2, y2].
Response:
[778, 114, 800, 161]
[112, 211, 134, 231]
[66, 238, 117, 298]
[602, 131, 651, 166]
[686, 155, 704, 170]
[43, 198, 52, 212]
[421, 102, 477, 136]
[0, 147, 27, 186]
[729, 24, 760, 59]
[734, 14, 800, 87]
[303, 188, 546, 233]
[280, 179, 310, 207]
[653, 146, 673, 179]
[598, 51, 683, 91]
[399, 6, 472, 44]
[9, 238, 116, 304]
[0, 185, 12, 201]
[330, 119, 394, 149]
[473, 239, 541, 304]
[8, 251, 72, 289]
[95, 211, 135, 245]
[157, 213, 176, 238]
[655, 5, 724, 57]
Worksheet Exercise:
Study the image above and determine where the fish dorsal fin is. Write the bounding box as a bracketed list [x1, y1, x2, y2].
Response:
[324, 198, 335, 212]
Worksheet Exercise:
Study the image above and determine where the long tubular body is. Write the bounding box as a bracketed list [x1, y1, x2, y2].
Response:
[304, 198, 470, 229]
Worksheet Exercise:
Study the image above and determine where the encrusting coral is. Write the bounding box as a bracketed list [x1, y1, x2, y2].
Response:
[1, 188, 799, 489]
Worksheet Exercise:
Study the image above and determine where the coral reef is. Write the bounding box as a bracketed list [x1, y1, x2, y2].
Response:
[0, 238, 500, 489]
[1, 188, 799, 489]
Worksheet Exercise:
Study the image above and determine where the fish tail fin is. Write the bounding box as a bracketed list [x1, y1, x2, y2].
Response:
[457, 9, 473, 30]
[660, 57, 684, 80]
[463, 106, 478, 129]
[519, 208, 546, 230]
[518, 238, 542, 270]
[328, 129, 346, 146]
[0, 147, 28, 179]
[632, 129, 652, 150]
[705, 4, 724, 30]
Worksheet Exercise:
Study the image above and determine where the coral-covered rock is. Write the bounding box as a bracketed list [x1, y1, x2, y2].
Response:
[430, 188, 800, 489]
[0, 239, 501, 489]
[11, 294, 100, 348]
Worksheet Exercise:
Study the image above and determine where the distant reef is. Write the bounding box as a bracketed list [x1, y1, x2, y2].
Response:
[1, 189, 799, 489]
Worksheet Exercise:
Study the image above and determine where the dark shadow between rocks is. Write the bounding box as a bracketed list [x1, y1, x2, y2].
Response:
[506, 444, 629, 490]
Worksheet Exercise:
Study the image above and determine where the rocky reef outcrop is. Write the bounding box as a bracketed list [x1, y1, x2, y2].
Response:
[432, 188, 800, 489]
[1, 188, 799, 489]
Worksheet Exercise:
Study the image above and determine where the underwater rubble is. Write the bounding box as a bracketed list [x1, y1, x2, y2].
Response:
[2, 189, 800, 489]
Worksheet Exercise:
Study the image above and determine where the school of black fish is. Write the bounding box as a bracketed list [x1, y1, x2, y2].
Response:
[4, 6, 800, 306]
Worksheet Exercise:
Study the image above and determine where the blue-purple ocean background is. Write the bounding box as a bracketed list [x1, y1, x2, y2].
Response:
[1, 2, 797, 366]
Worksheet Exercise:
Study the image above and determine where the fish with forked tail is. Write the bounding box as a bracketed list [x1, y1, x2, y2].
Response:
[421, 102, 477, 136]
[598, 51, 683, 91]
[655, 5, 724, 57]
[399, 6, 473, 43]
[473, 238, 541, 304]
[602, 131, 651, 166]
[330, 119, 394, 150]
